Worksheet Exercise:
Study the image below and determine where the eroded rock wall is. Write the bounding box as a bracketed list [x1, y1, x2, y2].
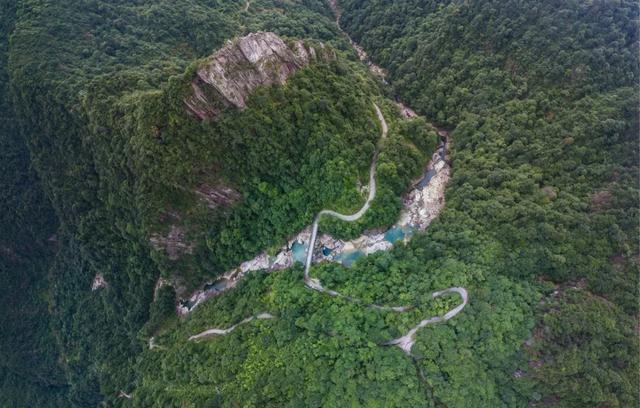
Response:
[185, 32, 334, 120]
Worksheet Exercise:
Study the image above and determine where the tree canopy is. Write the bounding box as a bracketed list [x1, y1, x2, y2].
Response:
[1, 0, 637, 406]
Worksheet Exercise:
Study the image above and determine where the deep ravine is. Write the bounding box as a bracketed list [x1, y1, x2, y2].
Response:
[187, 103, 467, 355]
[183, 1, 467, 358]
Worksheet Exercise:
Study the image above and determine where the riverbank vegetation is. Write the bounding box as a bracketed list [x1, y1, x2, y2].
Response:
[131, 241, 536, 407]
[1, 0, 637, 406]
[2, 0, 431, 405]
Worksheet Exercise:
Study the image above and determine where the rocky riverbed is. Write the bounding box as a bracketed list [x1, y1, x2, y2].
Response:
[184, 105, 464, 358]
[177, 129, 451, 315]
[176, 8, 454, 315]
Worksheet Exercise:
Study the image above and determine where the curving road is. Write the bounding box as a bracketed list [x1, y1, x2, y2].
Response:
[302, 103, 467, 355]
[189, 312, 274, 341]
[188, 104, 467, 355]
[303, 103, 386, 287]
[384, 287, 468, 354]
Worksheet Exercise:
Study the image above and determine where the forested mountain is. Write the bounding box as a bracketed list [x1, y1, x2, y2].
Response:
[1, 0, 637, 407]
[0, 2, 67, 405]
[337, 0, 639, 405]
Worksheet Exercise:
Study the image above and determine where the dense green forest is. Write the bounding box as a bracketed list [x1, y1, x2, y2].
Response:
[337, 0, 639, 405]
[0, 1, 66, 405]
[1, 0, 638, 406]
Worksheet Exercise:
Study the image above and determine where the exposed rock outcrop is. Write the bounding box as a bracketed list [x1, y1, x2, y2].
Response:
[328, 0, 387, 80]
[398, 143, 450, 230]
[396, 102, 418, 119]
[91, 273, 108, 291]
[152, 277, 170, 301]
[185, 32, 335, 120]
[194, 184, 240, 209]
[149, 225, 195, 260]
[590, 189, 613, 212]
[177, 122, 452, 315]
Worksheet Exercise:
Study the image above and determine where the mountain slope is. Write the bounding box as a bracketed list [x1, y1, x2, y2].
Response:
[4, 1, 432, 403]
[338, 0, 639, 405]
[1, 0, 638, 406]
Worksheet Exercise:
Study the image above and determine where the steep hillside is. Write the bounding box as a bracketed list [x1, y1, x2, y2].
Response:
[2, 0, 637, 407]
[338, 0, 639, 406]
[4, 1, 435, 404]
[0, 1, 67, 405]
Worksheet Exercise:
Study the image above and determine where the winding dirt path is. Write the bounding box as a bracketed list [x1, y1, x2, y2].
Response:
[303, 103, 386, 287]
[185, 7, 468, 355]
[302, 103, 467, 355]
[187, 105, 466, 354]
[384, 288, 468, 353]
[189, 313, 274, 341]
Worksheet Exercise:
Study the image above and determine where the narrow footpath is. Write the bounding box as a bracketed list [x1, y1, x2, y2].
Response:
[302, 103, 467, 355]
[190, 104, 467, 356]
[185, 1, 469, 358]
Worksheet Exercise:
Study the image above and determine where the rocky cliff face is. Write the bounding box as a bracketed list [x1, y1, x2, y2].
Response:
[185, 32, 335, 120]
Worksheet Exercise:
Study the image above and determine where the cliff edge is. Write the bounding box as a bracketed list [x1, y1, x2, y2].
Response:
[185, 32, 335, 120]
